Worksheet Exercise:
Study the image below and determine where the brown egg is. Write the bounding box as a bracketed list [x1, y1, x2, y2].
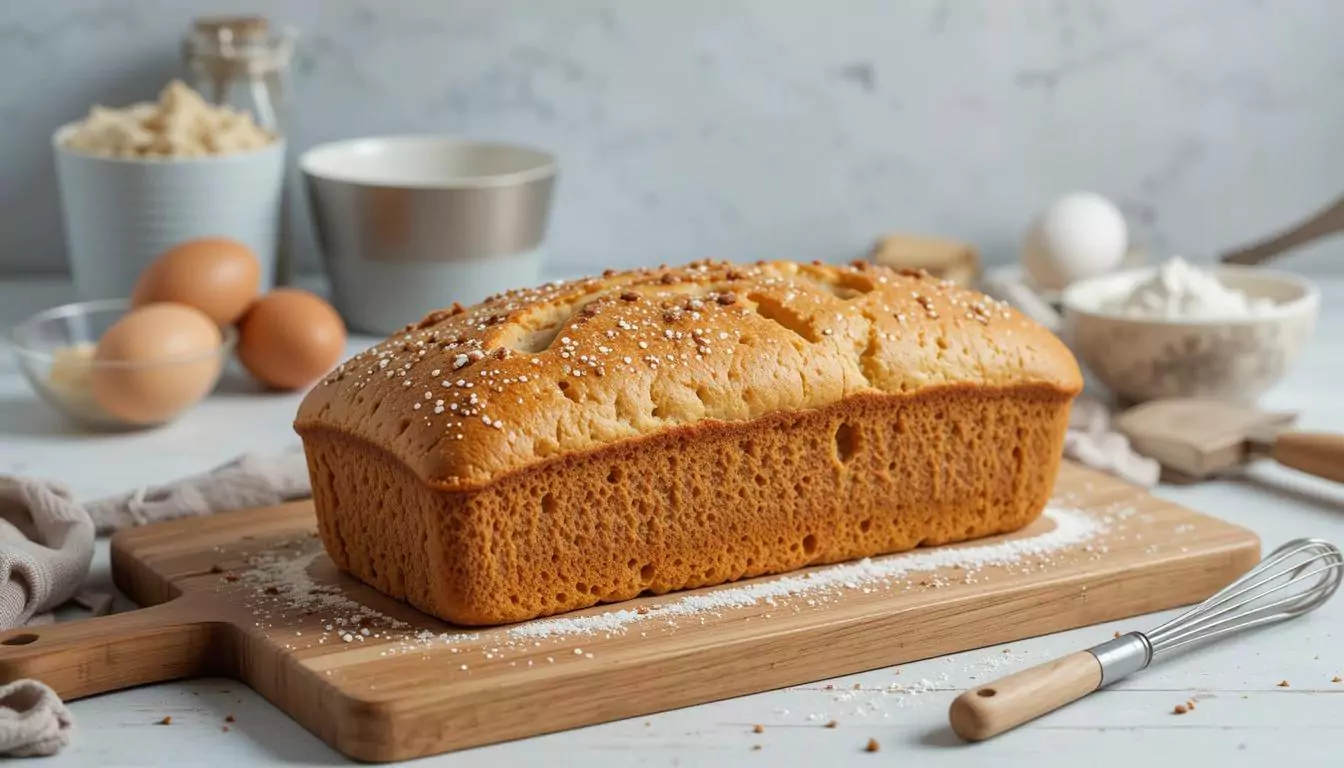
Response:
[132, 237, 261, 325]
[91, 303, 224, 425]
[237, 289, 346, 390]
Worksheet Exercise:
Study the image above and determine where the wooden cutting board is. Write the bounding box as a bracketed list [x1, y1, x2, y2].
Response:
[0, 463, 1258, 762]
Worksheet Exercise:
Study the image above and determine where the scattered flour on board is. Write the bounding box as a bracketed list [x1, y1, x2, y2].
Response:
[238, 505, 1107, 653]
[241, 543, 482, 652]
[505, 506, 1104, 640]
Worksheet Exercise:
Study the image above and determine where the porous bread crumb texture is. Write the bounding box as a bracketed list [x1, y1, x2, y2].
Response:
[302, 386, 1072, 626]
[295, 259, 1082, 492]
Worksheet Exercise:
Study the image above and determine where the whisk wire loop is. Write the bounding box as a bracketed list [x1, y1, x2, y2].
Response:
[1145, 539, 1342, 657]
[1152, 559, 1341, 649]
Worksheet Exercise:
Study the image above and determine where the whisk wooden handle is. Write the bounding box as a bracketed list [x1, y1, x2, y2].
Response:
[1272, 432, 1344, 483]
[949, 651, 1101, 741]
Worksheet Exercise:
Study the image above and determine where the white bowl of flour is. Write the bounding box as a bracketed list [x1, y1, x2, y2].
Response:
[1062, 258, 1319, 404]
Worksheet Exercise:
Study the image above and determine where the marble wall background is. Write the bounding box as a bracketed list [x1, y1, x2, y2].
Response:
[3, 0, 1343, 278]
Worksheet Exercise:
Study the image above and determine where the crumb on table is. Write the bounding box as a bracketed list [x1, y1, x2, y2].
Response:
[1173, 704, 1188, 715]
[225, 714, 235, 723]
[865, 738, 880, 753]
[825, 720, 839, 729]
[158, 716, 172, 725]
[1333, 676, 1341, 683]
[1278, 680, 1291, 688]
[752, 724, 764, 734]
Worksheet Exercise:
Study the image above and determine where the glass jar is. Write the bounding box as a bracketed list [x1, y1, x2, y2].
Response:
[182, 15, 295, 134]
[182, 15, 298, 284]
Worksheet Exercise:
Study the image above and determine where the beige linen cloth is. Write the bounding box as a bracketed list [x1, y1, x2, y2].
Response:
[83, 449, 310, 535]
[0, 448, 309, 756]
[1064, 395, 1161, 488]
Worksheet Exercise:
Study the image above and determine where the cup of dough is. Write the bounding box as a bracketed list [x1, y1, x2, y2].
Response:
[52, 80, 286, 301]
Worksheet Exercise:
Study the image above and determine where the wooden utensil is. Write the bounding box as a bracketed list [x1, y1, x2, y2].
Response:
[1113, 398, 1344, 483]
[0, 464, 1258, 762]
[868, 232, 981, 286]
[1222, 194, 1344, 266]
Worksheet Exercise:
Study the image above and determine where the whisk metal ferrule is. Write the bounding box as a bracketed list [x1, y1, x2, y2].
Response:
[1087, 632, 1152, 687]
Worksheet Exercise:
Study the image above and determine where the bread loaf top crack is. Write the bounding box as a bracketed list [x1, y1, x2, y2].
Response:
[294, 259, 1082, 491]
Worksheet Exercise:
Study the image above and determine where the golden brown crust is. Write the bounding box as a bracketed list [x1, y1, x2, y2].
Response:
[303, 384, 1073, 626]
[295, 260, 1082, 492]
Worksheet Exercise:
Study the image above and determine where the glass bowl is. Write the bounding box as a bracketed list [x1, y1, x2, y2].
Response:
[9, 298, 238, 429]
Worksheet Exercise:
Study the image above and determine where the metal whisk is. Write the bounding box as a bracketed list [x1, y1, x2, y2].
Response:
[949, 538, 1343, 741]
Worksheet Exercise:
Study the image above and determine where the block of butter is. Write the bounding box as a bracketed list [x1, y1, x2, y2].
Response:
[868, 233, 980, 287]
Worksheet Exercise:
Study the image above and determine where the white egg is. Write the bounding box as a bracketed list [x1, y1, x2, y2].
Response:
[1022, 192, 1128, 290]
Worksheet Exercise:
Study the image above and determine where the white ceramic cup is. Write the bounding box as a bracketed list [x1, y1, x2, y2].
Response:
[300, 136, 557, 336]
[53, 124, 286, 301]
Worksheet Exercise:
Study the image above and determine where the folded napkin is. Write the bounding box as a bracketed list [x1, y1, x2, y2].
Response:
[85, 448, 311, 535]
[1065, 396, 1161, 488]
[0, 680, 74, 757]
[0, 483, 84, 757]
[1, 448, 311, 631]
[0, 479, 94, 630]
[0, 448, 312, 756]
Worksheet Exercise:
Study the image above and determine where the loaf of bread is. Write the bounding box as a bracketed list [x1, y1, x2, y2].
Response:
[295, 260, 1082, 626]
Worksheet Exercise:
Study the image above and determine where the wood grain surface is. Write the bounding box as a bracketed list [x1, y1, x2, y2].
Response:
[0, 463, 1260, 762]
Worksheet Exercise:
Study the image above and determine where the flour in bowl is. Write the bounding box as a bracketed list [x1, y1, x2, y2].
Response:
[1102, 257, 1275, 319]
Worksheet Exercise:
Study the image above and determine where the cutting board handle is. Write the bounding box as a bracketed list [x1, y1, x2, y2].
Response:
[0, 600, 224, 700]
[1272, 432, 1344, 484]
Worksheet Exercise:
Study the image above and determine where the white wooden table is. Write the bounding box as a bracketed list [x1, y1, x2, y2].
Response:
[2, 277, 1342, 767]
